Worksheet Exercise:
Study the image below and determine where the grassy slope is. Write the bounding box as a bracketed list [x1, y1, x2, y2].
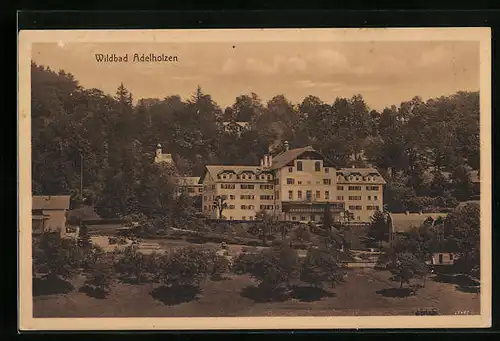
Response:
[33, 269, 479, 318]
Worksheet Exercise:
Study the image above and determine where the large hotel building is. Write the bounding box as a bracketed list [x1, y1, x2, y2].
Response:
[199, 143, 386, 224]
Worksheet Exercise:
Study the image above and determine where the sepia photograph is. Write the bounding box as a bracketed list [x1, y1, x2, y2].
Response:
[18, 28, 491, 330]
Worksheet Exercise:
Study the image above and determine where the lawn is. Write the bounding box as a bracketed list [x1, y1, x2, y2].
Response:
[33, 269, 479, 317]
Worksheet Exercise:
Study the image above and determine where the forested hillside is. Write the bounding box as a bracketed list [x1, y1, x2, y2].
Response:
[31, 62, 480, 217]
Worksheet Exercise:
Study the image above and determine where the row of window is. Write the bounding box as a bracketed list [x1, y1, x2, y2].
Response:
[184, 187, 203, 193]
[205, 193, 379, 202]
[217, 173, 273, 181]
[219, 184, 275, 190]
[288, 161, 326, 172]
[348, 205, 380, 211]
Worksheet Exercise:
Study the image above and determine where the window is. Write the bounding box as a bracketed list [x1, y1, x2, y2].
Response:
[187, 187, 195, 193]
[374, 195, 378, 200]
[367, 205, 379, 210]
[306, 190, 312, 201]
[221, 184, 235, 189]
[240, 195, 255, 200]
[249, 216, 254, 220]
[204, 205, 207, 211]
[242, 175, 246, 179]
[286, 178, 295, 185]
[242, 216, 246, 220]
[300, 216, 306, 221]
[315, 161, 321, 171]
[348, 205, 362, 210]
[228, 205, 235, 209]
[297, 161, 303, 171]
[348, 186, 362, 191]
[292, 216, 297, 221]
[449, 254, 454, 261]
[325, 167, 329, 173]
[249, 205, 255, 210]
[349, 196, 361, 200]
[230, 195, 235, 200]
[275, 178, 280, 185]
[316, 190, 320, 199]
[439, 254, 443, 264]
[260, 205, 274, 210]
[198, 188, 203, 193]
[260, 195, 273, 200]
[230, 216, 233, 220]
[368, 195, 371, 200]
[288, 167, 293, 172]
[288, 190, 293, 200]
[366, 186, 379, 191]
[337, 185, 344, 191]
[211, 185, 215, 190]
[298, 181, 302, 184]
[323, 179, 331, 185]
[325, 191, 330, 200]
[240, 184, 255, 189]
[267, 175, 272, 180]
[298, 190, 303, 200]
[260, 184, 274, 190]
[337, 196, 344, 201]
[222, 195, 228, 200]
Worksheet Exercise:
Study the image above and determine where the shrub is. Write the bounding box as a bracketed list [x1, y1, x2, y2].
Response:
[158, 246, 213, 288]
[271, 239, 285, 247]
[243, 245, 300, 290]
[114, 245, 150, 283]
[32, 232, 81, 281]
[292, 243, 309, 250]
[300, 247, 344, 288]
[83, 255, 115, 296]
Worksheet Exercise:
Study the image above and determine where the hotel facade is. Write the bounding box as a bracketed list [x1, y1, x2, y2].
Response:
[200, 143, 386, 224]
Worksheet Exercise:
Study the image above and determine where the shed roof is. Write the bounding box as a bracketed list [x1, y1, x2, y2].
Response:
[32, 195, 71, 210]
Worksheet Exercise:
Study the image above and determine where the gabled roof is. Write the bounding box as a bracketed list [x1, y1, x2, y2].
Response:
[270, 146, 318, 170]
[201, 165, 273, 183]
[178, 176, 202, 186]
[337, 168, 387, 184]
[33, 195, 71, 210]
[389, 212, 448, 233]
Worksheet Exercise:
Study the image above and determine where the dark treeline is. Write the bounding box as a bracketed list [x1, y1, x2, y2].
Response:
[31, 62, 480, 218]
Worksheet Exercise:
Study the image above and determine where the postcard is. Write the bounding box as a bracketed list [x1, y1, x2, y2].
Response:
[18, 27, 492, 330]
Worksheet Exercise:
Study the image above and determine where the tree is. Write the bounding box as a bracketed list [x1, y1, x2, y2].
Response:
[450, 166, 474, 201]
[444, 203, 480, 275]
[83, 251, 115, 296]
[367, 210, 390, 246]
[32, 232, 81, 281]
[300, 246, 344, 288]
[158, 246, 213, 289]
[323, 203, 333, 232]
[429, 169, 450, 197]
[250, 210, 275, 246]
[114, 245, 149, 283]
[244, 245, 300, 291]
[390, 252, 428, 290]
[292, 224, 311, 244]
[213, 195, 228, 219]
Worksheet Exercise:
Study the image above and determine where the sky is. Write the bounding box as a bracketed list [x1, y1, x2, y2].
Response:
[31, 41, 480, 111]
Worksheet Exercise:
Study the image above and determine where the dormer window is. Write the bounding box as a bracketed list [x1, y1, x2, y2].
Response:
[267, 175, 272, 180]
[242, 175, 246, 180]
[315, 161, 321, 172]
[325, 167, 329, 173]
[297, 161, 303, 171]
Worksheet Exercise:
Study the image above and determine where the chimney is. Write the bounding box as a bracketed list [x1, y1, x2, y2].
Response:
[268, 154, 273, 168]
[264, 155, 269, 168]
[260, 158, 264, 168]
[284, 141, 289, 151]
